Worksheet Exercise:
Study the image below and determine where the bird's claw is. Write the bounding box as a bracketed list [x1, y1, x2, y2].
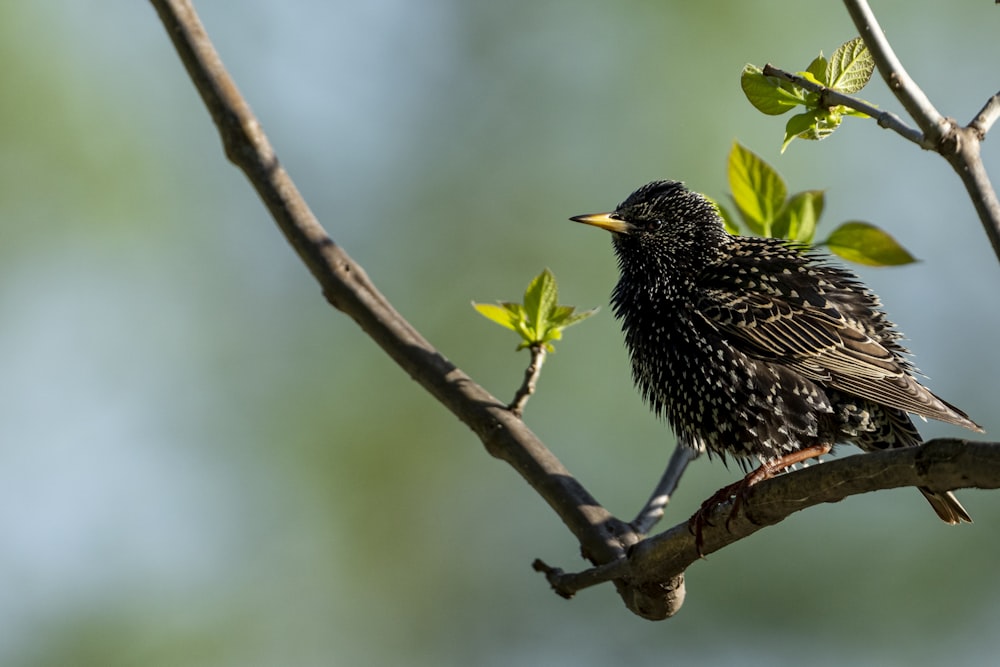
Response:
[688, 479, 745, 557]
[688, 445, 833, 556]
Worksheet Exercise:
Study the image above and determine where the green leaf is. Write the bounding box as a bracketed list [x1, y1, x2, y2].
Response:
[740, 64, 808, 116]
[773, 190, 824, 243]
[781, 111, 816, 152]
[809, 109, 843, 139]
[781, 109, 843, 152]
[805, 53, 828, 85]
[548, 304, 575, 326]
[822, 221, 918, 266]
[472, 302, 522, 332]
[827, 37, 874, 94]
[474, 270, 599, 352]
[728, 142, 787, 236]
[523, 268, 558, 340]
[549, 304, 599, 329]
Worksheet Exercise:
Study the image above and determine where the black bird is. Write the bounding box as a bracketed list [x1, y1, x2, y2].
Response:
[572, 180, 982, 526]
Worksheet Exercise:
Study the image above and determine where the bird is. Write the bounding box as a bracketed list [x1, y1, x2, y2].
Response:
[571, 179, 982, 534]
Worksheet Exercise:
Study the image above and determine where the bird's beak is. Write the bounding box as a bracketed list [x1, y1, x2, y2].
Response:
[569, 211, 631, 234]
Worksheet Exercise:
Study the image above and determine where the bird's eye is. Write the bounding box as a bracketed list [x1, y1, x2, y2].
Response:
[645, 219, 664, 232]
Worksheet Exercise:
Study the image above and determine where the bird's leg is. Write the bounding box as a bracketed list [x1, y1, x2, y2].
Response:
[688, 443, 832, 557]
[727, 443, 832, 522]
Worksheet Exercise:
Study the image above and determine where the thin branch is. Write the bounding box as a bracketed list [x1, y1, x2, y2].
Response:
[969, 91, 1000, 138]
[760, 63, 927, 147]
[508, 345, 547, 417]
[540, 439, 1000, 602]
[940, 131, 1000, 261]
[630, 444, 698, 535]
[842, 0, 949, 141]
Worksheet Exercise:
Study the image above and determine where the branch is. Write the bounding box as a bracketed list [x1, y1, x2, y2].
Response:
[149, 0, 636, 569]
[540, 439, 1000, 602]
[508, 345, 547, 417]
[630, 444, 698, 535]
[842, 0, 948, 140]
[844, 0, 1000, 263]
[760, 63, 927, 147]
[969, 91, 1000, 138]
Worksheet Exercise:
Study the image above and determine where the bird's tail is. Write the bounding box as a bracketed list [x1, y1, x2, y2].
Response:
[927, 392, 984, 433]
[919, 487, 973, 524]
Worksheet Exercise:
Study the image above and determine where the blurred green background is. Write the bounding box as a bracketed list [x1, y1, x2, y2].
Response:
[2, 2, 998, 665]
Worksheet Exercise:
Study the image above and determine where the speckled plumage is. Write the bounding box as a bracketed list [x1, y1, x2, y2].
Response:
[572, 180, 982, 524]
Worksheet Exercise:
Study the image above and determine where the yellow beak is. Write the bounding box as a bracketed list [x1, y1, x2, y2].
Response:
[570, 212, 632, 234]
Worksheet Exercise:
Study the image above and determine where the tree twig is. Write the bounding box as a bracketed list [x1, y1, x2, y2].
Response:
[842, 0, 948, 140]
[508, 344, 547, 417]
[760, 63, 927, 147]
[969, 91, 1000, 138]
[630, 444, 699, 535]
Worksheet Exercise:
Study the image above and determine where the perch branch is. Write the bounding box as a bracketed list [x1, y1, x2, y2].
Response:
[541, 439, 1000, 600]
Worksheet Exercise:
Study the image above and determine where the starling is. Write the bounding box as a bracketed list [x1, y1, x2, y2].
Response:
[572, 180, 982, 526]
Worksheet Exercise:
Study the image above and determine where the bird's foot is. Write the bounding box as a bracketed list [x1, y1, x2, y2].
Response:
[687, 444, 832, 557]
[687, 480, 745, 558]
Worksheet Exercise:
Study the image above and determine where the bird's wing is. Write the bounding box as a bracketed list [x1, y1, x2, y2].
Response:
[696, 287, 980, 430]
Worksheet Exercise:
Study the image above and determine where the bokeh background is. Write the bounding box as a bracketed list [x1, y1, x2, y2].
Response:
[3, 2, 999, 665]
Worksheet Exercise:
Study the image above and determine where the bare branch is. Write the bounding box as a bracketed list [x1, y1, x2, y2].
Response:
[969, 92, 1000, 138]
[630, 444, 699, 535]
[541, 439, 1000, 604]
[843, 0, 949, 141]
[508, 345, 547, 417]
[940, 128, 1000, 263]
[760, 63, 928, 147]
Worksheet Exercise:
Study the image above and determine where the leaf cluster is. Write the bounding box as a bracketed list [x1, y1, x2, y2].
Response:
[716, 142, 916, 266]
[742, 37, 875, 152]
[473, 269, 598, 352]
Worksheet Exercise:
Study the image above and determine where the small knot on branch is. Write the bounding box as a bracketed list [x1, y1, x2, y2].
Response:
[532, 559, 575, 599]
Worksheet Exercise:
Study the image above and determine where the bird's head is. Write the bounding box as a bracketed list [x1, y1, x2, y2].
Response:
[571, 180, 729, 277]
